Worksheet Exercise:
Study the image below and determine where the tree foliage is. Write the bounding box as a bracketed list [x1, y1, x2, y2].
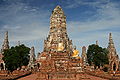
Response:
[87, 44, 109, 68]
[3, 44, 30, 72]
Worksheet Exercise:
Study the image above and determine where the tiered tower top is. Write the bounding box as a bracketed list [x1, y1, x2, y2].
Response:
[50, 5, 66, 33]
[43, 5, 73, 53]
[108, 33, 116, 53]
[107, 33, 119, 60]
[1, 31, 9, 52]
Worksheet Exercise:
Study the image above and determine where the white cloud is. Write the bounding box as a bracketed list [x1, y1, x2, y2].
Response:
[0, 1, 50, 40]
[0, 0, 50, 54]
[67, 1, 120, 32]
[64, 0, 110, 8]
[66, 1, 120, 55]
[0, 0, 120, 56]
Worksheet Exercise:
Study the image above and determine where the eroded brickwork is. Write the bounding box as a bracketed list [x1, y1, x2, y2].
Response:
[108, 33, 119, 71]
[37, 5, 82, 80]
[0, 31, 9, 70]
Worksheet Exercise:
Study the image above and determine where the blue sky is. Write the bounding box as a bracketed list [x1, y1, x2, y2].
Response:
[0, 0, 120, 57]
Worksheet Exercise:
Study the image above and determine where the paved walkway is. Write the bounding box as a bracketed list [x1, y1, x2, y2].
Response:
[82, 74, 108, 80]
[17, 73, 108, 80]
[17, 73, 37, 80]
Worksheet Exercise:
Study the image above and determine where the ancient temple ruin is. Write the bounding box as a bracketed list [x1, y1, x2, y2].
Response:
[28, 46, 36, 69]
[0, 31, 9, 70]
[43, 5, 73, 53]
[37, 5, 83, 80]
[81, 46, 88, 67]
[1, 31, 9, 52]
[107, 33, 119, 71]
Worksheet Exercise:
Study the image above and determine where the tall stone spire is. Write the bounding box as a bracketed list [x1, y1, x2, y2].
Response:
[44, 5, 73, 53]
[108, 33, 116, 55]
[28, 46, 36, 69]
[107, 33, 119, 71]
[1, 31, 9, 52]
[50, 5, 66, 32]
[0, 31, 9, 70]
[108, 33, 115, 47]
[81, 46, 87, 66]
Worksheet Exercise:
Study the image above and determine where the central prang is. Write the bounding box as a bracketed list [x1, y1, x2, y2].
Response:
[36, 6, 83, 80]
[43, 5, 73, 54]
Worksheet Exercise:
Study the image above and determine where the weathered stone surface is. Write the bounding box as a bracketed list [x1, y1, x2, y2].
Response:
[36, 5, 82, 80]
[107, 33, 119, 71]
[0, 31, 9, 70]
[35, 5, 120, 80]
[81, 46, 88, 67]
[43, 5, 73, 53]
[28, 46, 36, 69]
[1, 31, 9, 52]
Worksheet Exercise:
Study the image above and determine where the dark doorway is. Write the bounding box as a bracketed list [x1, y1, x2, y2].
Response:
[113, 63, 116, 71]
[0, 63, 4, 70]
[37, 63, 40, 68]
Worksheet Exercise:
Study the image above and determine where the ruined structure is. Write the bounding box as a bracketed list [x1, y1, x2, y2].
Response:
[37, 6, 82, 80]
[1, 31, 9, 52]
[0, 31, 9, 70]
[107, 33, 119, 71]
[81, 46, 88, 67]
[28, 47, 36, 69]
[0, 54, 5, 70]
[43, 5, 73, 53]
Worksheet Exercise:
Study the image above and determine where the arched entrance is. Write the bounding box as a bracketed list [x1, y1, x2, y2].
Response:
[113, 63, 116, 71]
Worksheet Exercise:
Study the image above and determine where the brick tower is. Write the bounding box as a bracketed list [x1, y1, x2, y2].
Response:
[43, 5, 73, 53]
[1, 31, 9, 52]
[0, 31, 9, 70]
[107, 33, 119, 71]
[37, 6, 83, 80]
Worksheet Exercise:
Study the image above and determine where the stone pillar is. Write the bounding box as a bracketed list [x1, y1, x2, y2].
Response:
[3, 63, 5, 70]
[28, 46, 36, 69]
[81, 46, 87, 67]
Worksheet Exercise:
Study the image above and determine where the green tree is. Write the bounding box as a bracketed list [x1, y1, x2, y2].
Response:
[3, 44, 30, 72]
[87, 44, 109, 68]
